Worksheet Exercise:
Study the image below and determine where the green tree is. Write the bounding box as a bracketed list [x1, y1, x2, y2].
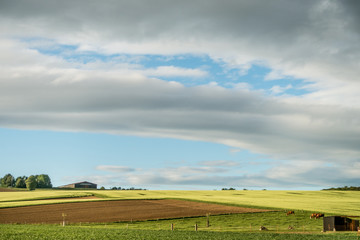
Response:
[1, 173, 15, 187]
[36, 174, 52, 188]
[25, 175, 37, 191]
[15, 176, 27, 188]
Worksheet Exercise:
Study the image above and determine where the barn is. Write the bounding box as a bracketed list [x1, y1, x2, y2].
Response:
[323, 216, 359, 232]
[59, 181, 97, 189]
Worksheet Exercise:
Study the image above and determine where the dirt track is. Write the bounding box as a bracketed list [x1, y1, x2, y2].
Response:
[0, 199, 269, 224]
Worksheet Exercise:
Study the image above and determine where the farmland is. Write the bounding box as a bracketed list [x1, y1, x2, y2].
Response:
[1, 189, 360, 239]
[1, 189, 360, 216]
[0, 199, 269, 224]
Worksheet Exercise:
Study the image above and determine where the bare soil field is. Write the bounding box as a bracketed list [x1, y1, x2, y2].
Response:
[0, 199, 270, 224]
[0, 188, 19, 192]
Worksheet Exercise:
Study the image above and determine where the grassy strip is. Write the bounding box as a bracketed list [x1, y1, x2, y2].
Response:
[0, 224, 358, 240]
[79, 210, 324, 232]
[0, 190, 92, 202]
[0, 193, 94, 203]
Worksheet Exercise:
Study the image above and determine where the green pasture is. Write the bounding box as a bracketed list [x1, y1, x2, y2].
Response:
[0, 224, 359, 240]
[1, 189, 360, 216]
[99, 210, 324, 232]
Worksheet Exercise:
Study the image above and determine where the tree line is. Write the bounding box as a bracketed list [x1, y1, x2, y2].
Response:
[0, 173, 52, 191]
[322, 186, 360, 191]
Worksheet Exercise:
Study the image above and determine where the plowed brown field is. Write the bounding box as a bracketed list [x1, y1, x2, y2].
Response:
[0, 199, 269, 224]
[0, 188, 19, 192]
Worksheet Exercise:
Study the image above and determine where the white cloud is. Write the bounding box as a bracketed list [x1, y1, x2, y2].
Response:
[96, 165, 135, 173]
[1, 1, 359, 104]
[0, 42, 359, 164]
[143, 65, 208, 78]
[88, 159, 360, 189]
[199, 160, 239, 167]
[231, 82, 252, 91]
[270, 84, 292, 95]
[264, 70, 286, 81]
[229, 148, 242, 153]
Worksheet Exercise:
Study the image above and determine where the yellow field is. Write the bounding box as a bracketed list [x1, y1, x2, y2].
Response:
[1, 189, 360, 216]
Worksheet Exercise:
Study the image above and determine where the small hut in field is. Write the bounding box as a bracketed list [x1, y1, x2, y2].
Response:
[323, 216, 359, 232]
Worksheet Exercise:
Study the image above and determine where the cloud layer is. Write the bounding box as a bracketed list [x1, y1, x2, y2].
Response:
[88, 160, 360, 189]
[1, 41, 358, 162]
[1, 0, 360, 188]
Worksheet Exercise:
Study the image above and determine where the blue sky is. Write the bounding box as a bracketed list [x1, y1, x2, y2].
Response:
[0, 0, 359, 189]
[0, 127, 287, 190]
[30, 39, 310, 95]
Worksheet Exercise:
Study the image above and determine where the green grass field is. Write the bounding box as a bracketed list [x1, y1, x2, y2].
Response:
[95, 210, 324, 232]
[1, 189, 360, 239]
[0, 224, 359, 240]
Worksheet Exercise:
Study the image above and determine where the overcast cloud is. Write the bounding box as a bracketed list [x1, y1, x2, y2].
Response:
[0, 0, 359, 188]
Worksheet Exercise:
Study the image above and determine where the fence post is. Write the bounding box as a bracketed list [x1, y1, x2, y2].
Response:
[171, 223, 174, 231]
[206, 213, 210, 227]
[195, 224, 198, 231]
[62, 213, 67, 227]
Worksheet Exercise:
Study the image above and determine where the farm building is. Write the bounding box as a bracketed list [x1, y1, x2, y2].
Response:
[323, 216, 359, 232]
[59, 181, 97, 189]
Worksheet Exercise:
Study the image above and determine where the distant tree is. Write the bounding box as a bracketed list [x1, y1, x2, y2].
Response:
[15, 176, 27, 188]
[322, 186, 360, 191]
[36, 174, 52, 188]
[111, 187, 118, 190]
[99, 186, 105, 190]
[25, 175, 37, 191]
[1, 173, 15, 187]
[33, 174, 38, 186]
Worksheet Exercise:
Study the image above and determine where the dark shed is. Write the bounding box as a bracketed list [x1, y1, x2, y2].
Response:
[59, 181, 97, 189]
[323, 216, 359, 232]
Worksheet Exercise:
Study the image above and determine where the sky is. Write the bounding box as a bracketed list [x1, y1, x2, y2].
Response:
[0, 0, 359, 190]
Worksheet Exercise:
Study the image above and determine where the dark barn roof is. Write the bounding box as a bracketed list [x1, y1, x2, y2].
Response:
[59, 181, 97, 189]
